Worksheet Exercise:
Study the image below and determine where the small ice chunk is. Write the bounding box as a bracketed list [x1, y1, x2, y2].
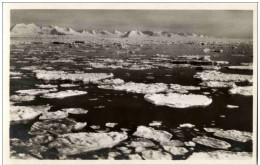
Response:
[36, 84, 58, 89]
[10, 71, 22, 76]
[163, 146, 188, 156]
[204, 127, 223, 133]
[60, 84, 79, 87]
[133, 126, 172, 143]
[94, 106, 105, 109]
[129, 139, 155, 148]
[90, 125, 100, 129]
[108, 151, 121, 158]
[73, 122, 87, 131]
[141, 150, 172, 160]
[149, 121, 162, 127]
[179, 123, 195, 128]
[226, 105, 239, 109]
[105, 122, 118, 128]
[89, 98, 98, 101]
[184, 141, 196, 147]
[128, 154, 143, 160]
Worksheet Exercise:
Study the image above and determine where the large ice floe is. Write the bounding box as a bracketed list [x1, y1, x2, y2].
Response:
[188, 150, 252, 160]
[16, 88, 57, 96]
[194, 71, 252, 83]
[48, 132, 128, 156]
[128, 139, 155, 148]
[29, 119, 77, 135]
[36, 84, 58, 89]
[41, 90, 87, 98]
[60, 84, 79, 87]
[10, 105, 50, 124]
[10, 95, 35, 102]
[10, 138, 48, 159]
[99, 82, 168, 94]
[99, 82, 201, 95]
[228, 65, 253, 71]
[144, 93, 212, 108]
[160, 140, 184, 147]
[34, 70, 113, 83]
[93, 78, 125, 85]
[133, 126, 172, 142]
[39, 110, 68, 120]
[168, 84, 200, 93]
[199, 81, 234, 88]
[213, 130, 252, 143]
[62, 108, 88, 114]
[229, 85, 252, 96]
[192, 136, 231, 149]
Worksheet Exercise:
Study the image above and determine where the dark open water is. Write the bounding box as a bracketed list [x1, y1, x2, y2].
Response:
[9, 38, 253, 158]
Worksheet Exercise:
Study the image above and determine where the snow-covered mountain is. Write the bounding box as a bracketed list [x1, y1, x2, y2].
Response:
[11, 23, 42, 36]
[10, 23, 207, 38]
[121, 30, 147, 37]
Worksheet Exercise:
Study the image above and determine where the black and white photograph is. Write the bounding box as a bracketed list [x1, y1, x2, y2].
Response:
[2, 2, 257, 164]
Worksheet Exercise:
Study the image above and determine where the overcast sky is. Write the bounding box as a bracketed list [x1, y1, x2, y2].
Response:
[11, 10, 253, 39]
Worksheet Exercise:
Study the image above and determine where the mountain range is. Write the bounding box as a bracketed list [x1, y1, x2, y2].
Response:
[10, 23, 208, 38]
